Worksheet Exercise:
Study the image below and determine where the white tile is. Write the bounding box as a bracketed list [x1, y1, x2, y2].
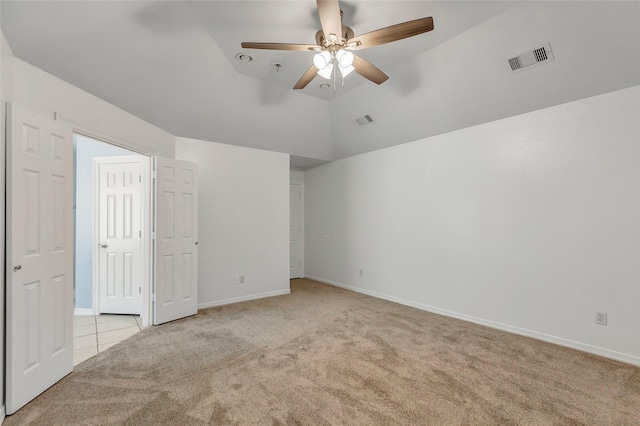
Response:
[96, 314, 131, 324]
[74, 334, 97, 351]
[73, 315, 96, 326]
[97, 326, 140, 346]
[73, 346, 98, 366]
[96, 316, 138, 333]
[74, 322, 97, 338]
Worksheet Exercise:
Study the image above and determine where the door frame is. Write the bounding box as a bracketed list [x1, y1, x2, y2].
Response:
[92, 155, 149, 318]
[290, 172, 304, 279]
[68, 124, 155, 328]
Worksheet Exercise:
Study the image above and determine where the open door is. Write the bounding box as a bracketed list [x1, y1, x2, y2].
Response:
[154, 157, 198, 325]
[6, 104, 74, 414]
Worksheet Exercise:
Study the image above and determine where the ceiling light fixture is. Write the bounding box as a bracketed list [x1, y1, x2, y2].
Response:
[313, 48, 355, 91]
[319, 83, 331, 89]
[240, 1, 435, 91]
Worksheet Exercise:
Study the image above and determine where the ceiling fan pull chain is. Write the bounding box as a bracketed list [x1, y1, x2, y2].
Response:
[333, 57, 337, 94]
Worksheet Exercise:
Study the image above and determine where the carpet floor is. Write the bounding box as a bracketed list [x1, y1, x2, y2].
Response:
[5, 279, 639, 425]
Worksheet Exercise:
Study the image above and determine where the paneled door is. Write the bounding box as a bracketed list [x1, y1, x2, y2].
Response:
[6, 104, 74, 414]
[290, 183, 302, 279]
[95, 156, 144, 315]
[154, 157, 198, 325]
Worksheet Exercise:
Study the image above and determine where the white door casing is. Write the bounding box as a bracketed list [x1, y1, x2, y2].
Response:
[6, 104, 74, 414]
[154, 157, 198, 325]
[290, 183, 303, 279]
[95, 156, 144, 315]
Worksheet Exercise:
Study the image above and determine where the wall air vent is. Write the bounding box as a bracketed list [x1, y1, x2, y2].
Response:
[355, 114, 375, 126]
[506, 42, 554, 73]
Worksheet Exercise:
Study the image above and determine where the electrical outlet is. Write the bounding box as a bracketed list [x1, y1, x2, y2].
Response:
[239, 275, 245, 284]
[595, 311, 607, 326]
[359, 269, 363, 277]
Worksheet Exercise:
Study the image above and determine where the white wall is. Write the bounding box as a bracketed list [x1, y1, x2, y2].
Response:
[176, 137, 290, 307]
[10, 58, 174, 157]
[305, 86, 640, 365]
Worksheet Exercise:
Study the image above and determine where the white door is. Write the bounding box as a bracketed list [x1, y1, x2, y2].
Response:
[290, 183, 302, 279]
[96, 156, 144, 315]
[6, 104, 74, 414]
[154, 157, 198, 325]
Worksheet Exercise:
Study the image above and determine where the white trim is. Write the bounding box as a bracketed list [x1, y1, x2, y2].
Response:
[1, 406, 6, 424]
[305, 275, 640, 367]
[73, 308, 94, 316]
[56, 113, 156, 156]
[197, 289, 291, 310]
[289, 182, 304, 279]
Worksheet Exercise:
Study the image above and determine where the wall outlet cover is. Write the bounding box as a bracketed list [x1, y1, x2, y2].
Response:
[595, 311, 607, 326]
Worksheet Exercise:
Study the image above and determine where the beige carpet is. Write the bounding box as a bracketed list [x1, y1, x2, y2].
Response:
[6, 279, 639, 425]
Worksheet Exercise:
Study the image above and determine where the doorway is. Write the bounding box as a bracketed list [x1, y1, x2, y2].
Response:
[290, 182, 303, 279]
[73, 134, 150, 365]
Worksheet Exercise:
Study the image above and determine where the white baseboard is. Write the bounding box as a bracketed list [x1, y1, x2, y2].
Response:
[198, 289, 291, 310]
[1, 406, 5, 424]
[305, 275, 640, 367]
[74, 308, 94, 316]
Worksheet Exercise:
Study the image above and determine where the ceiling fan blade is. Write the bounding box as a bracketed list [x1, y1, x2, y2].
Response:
[353, 55, 389, 85]
[293, 65, 318, 90]
[317, 0, 342, 41]
[347, 17, 434, 51]
[241, 42, 321, 51]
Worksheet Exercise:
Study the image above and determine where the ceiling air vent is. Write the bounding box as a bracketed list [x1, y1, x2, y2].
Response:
[506, 42, 554, 73]
[355, 114, 375, 126]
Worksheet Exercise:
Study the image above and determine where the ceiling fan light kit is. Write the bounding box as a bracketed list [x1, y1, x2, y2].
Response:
[240, 0, 434, 91]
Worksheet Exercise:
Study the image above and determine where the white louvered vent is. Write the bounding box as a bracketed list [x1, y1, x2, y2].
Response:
[355, 114, 374, 126]
[506, 42, 554, 73]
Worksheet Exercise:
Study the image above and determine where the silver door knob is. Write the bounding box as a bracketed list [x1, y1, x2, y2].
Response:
[99, 244, 108, 248]
[13, 265, 21, 272]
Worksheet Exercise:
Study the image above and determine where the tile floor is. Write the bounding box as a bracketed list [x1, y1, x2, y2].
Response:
[73, 314, 142, 366]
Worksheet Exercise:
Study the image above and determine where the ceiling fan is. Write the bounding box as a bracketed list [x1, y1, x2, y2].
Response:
[240, 0, 434, 90]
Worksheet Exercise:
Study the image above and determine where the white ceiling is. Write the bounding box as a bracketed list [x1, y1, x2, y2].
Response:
[2, 1, 639, 168]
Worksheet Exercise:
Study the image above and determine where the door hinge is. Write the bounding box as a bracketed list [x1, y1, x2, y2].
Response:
[152, 231, 156, 240]
[139, 175, 142, 183]
[151, 293, 155, 302]
[139, 230, 142, 238]
[139, 286, 141, 294]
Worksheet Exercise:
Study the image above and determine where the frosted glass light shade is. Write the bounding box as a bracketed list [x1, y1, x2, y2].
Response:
[337, 50, 354, 67]
[339, 64, 355, 77]
[313, 51, 332, 69]
[317, 62, 333, 79]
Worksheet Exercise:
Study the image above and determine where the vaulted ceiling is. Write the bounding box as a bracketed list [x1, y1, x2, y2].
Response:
[2, 1, 639, 168]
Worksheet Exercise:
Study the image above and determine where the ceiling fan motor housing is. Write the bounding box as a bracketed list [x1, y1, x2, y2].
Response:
[315, 25, 355, 49]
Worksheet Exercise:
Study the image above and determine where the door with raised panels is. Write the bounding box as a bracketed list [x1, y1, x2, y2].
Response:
[154, 157, 199, 325]
[96, 156, 144, 315]
[6, 104, 74, 414]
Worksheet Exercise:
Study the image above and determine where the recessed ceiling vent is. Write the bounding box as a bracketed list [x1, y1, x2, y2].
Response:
[507, 42, 554, 73]
[355, 114, 375, 126]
